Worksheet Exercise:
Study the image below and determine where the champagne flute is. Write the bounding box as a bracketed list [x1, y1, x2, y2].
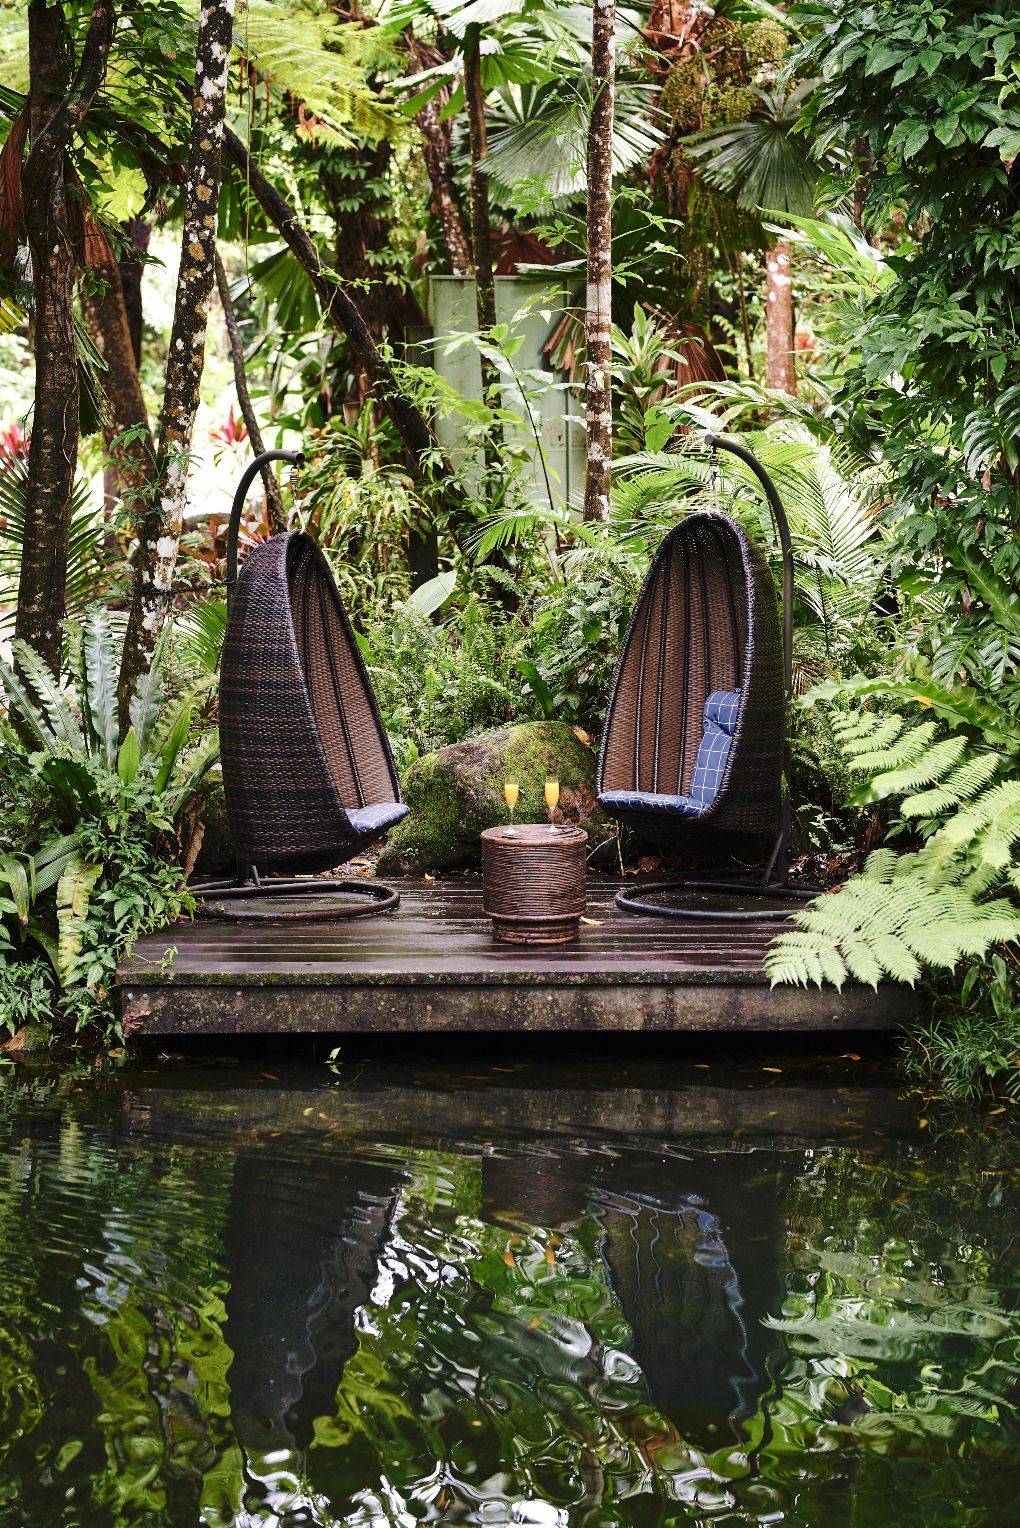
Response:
[544, 775, 560, 833]
[503, 777, 520, 836]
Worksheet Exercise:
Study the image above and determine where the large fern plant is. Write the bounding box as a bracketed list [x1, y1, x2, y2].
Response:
[767, 688, 1020, 992]
[0, 611, 216, 1035]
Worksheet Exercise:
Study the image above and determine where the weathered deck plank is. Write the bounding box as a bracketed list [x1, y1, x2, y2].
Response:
[119, 881, 919, 1036]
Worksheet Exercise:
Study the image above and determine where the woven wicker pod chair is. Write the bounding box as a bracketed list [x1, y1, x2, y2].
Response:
[195, 450, 407, 918]
[598, 432, 813, 920]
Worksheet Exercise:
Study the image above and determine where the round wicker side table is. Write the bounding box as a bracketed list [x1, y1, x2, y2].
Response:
[481, 824, 588, 945]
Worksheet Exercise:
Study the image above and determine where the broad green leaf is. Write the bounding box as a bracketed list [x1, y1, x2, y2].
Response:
[56, 857, 102, 985]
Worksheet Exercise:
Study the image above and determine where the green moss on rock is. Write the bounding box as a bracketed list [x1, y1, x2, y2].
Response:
[379, 721, 611, 874]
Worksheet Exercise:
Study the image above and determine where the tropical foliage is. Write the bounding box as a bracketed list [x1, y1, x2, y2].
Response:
[0, 0, 1016, 1088]
[0, 612, 214, 1038]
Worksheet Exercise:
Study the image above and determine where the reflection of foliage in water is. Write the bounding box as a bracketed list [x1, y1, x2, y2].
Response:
[0, 1079, 1015, 1525]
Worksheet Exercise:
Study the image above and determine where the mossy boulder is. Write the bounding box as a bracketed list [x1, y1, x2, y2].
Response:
[379, 721, 611, 874]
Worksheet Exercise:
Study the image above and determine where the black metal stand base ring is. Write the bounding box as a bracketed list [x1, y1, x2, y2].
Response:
[615, 878, 819, 923]
[191, 877, 400, 922]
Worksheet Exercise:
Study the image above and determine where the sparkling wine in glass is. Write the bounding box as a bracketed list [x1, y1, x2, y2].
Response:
[504, 778, 520, 836]
[544, 775, 560, 833]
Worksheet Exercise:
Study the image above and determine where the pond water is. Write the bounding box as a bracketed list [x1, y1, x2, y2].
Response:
[0, 1046, 1015, 1526]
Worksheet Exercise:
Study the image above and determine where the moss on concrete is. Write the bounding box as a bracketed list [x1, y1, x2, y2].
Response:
[380, 721, 611, 873]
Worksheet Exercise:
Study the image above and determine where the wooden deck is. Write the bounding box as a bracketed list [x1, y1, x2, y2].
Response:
[119, 880, 919, 1038]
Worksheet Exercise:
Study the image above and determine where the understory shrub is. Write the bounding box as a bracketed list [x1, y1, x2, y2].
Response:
[0, 612, 215, 1044]
[362, 598, 534, 771]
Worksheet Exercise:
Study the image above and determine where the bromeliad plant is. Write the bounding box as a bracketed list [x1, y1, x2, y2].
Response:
[0, 610, 216, 1041]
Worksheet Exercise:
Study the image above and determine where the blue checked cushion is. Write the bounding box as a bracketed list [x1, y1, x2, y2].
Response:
[599, 789, 703, 816]
[690, 689, 741, 806]
[598, 689, 741, 819]
[347, 801, 409, 836]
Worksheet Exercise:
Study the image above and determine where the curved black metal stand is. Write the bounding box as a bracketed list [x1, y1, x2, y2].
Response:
[225, 448, 304, 613]
[192, 875, 400, 923]
[616, 431, 815, 923]
[194, 449, 402, 924]
[615, 878, 816, 923]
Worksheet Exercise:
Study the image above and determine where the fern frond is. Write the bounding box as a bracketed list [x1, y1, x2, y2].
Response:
[864, 735, 968, 799]
[837, 712, 905, 756]
[848, 720, 939, 774]
[938, 779, 1020, 866]
[902, 751, 1001, 819]
[766, 850, 1020, 990]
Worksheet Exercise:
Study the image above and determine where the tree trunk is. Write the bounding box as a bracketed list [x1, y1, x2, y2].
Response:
[16, 0, 114, 673]
[463, 26, 501, 404]
[118, 217, 150, 363]
[213, 251, 285, 534]
[417, 94, 471, 273]
[583, 0, 615, 523]
[120, 0, 234, 704]
[764, 238, 796, 395]
[81, 260, 156, 531]
[405, 33, 471, 274]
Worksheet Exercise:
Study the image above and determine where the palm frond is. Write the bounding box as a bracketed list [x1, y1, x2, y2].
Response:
[0, 453, 112, 620]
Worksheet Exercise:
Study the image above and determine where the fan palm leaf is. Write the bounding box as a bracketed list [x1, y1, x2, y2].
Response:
[685, 84, 819, 218]
[485, 80, 662, 208]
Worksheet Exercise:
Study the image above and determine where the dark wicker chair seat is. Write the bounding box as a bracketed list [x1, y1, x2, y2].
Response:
[219, 530, 407, 876]
[597, 511, 784, 862]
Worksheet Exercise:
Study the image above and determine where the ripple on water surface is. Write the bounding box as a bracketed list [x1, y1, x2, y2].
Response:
[0, 1054, 1015, 1526]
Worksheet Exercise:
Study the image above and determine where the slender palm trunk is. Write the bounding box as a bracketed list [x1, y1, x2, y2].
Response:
[213, 252, 285, 534]
[463, 26, 501, 412]
[120, 0, 234, 704]
[406, 39, 471, 273]
[765, 238, 796, 395]
[118, 218, 150, 362]
[418, 96, 472, 272]
[16, 0, 114, 673]
[583, 0, 615, 523]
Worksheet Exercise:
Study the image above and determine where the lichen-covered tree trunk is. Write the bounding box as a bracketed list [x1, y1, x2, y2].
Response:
[765, 238, 796, 395]
[119, 0, 234, 704]
[583, 0, 615, 523]
[16, 0, 114, 673]
[213, 251, 284, 534]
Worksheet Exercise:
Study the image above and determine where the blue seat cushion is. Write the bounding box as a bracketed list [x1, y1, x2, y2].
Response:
[690, 689, 741, 806]
[599, 689, 742, 819]
[346, 801, 409, 836]
[599, 789, 703, 817]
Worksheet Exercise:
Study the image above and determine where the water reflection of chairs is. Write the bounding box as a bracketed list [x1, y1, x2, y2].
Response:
[476, 1142, 787, 1444]
[593, 1157, 787, 1444]
[222, 1148, 398, 1454]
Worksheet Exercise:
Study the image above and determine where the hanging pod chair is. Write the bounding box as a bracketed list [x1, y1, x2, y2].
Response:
[598, 432, 814, 920]
[194, 450, 408, 919]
